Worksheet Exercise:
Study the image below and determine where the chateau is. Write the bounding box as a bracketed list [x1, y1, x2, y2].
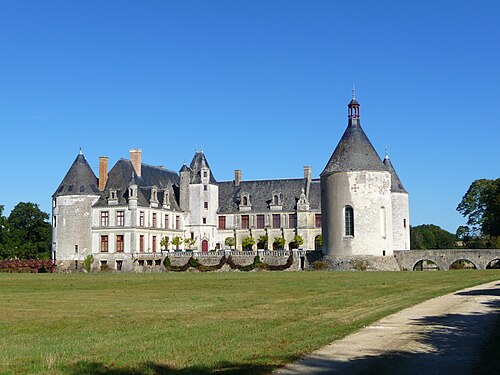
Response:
[52, 95, 410, 271]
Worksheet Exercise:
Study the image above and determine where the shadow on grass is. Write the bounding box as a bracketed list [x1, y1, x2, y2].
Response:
[67, 361, 278, 375]
[67, 287, 500, 375]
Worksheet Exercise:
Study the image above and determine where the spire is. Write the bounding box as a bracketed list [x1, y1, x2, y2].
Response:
[383, 154, 407, 193]
[79, 147, 83, 155]
[352, 84, 356, 100]
[53, 151, 99, 197]
[348, 89, 360, 123]
[385, 146, 389, 160]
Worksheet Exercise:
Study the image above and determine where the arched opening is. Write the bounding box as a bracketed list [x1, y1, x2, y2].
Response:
[201, 240, 209, 253]
[345, 206, 354, 236]
[486, 259, 500, 269]
[413, 259, 440, 271]
[273, 195, 279, 205]
[242, 196, 248, 206]
[449, 259, 477, 270]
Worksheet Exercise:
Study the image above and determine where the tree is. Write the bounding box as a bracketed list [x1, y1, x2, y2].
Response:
[257, 235, 268, 249]
[6, 202, 51, 259]
[290, 234, 304, 249]
[241, 236, 255, 251]
[273, 237, 286, 250]
[184, 238, 196, 250]
[172, 236, 182, 250]
[160, 236, 170, 250]
[224, 237, 235, 249]
[457, 178, 500, 239]
[0, 205, 7, 258]
[410, 224, 456, 250]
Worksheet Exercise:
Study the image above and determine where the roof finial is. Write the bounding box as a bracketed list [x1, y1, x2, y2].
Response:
[79, 147, 83, 155]
[352, 84, 356, 100]
[385, 146, 389, 160]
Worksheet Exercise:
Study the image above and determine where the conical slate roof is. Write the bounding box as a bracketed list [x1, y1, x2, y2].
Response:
[53, 152, 100, 197]
[383, 156, 408, 193]
[321, 119, 387, 175]
[189, 151, 217, 184]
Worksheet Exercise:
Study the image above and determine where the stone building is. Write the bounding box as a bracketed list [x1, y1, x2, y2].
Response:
[52, 94, 409, 271]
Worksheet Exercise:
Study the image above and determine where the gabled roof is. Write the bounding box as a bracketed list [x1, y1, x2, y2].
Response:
[321, 120, 387, 175]
[383, 156, 408, 194]
[53, 153, 99, 197]
[93, 159, 181, 210]
[217, 178, 321, 214]
[189, 152, 217, 184]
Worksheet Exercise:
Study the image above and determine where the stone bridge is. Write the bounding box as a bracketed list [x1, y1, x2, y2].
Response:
[394, 249, 500, 271]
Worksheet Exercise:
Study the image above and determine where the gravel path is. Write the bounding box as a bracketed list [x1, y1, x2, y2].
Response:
[277, 280, 500, 374]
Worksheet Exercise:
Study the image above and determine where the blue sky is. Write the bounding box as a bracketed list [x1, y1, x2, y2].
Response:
[1, 1, 498, 233]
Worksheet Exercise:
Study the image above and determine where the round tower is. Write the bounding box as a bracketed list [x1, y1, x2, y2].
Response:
[321, 93, 393, 257]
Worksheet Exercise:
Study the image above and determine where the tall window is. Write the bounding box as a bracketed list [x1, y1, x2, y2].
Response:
[273, 195, 279, 205]
[152, 213, 157, 228]
[272, 214, 281, 229]
[152, 236, 157, 253]
[116, 235, 124, 252]
[100, 211, 109, 226]
[289, 214, 297, 228]
[242, 196, 248, 205]
[315, 214, 322, 228]
[218, 216, 226, 229]
[204, 202, 208, 209]
[256, 214, 265, 229]
[165, 214, 170, 229]
[139, 211, 145, 227]
[139, 235, 144, 253]
[345, 206, 354, 236]
[241, 215, 249, 229]
[175, 215, 180, 229]
[116, 211, 125, 226]
[100, 235, 109, 252]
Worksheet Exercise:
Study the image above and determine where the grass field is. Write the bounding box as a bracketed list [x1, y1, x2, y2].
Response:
[1, 271, 499, 374]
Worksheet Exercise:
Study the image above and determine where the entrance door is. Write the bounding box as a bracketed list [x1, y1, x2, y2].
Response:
[202, 240, 209, 253]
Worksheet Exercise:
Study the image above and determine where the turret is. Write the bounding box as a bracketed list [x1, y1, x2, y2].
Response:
[179, 162, 191, 212]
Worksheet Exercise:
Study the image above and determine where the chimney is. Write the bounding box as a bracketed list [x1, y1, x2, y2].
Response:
[99, 156, 109, 191]
[304, 166, 312, 198]
[130, 148, 142, 177]
[234, 170, 242, 186]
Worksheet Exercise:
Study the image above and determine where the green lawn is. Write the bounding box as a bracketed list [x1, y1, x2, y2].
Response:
[1, 271, 499, 374]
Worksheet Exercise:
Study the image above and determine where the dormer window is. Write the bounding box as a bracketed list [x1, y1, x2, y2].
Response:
[129, 187, 136, 198]
[239, 193, 251, 211]
[203, 171, 207, 178]
[269, 192, 283, 211]
[108, 189, 118, 205]
[243, 196, 248, 206]
[273, 195, 279, 205]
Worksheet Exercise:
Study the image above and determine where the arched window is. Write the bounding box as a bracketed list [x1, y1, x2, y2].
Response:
[243, 196, 248, 206]
[274, 195, 279, 205]
[345, 206, 354, 236]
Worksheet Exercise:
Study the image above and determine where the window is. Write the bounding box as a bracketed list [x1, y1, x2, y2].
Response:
[116, 235, 124, 252]
[204, 202, 208, 209]
[242, 196, 248, 206]
[100, 211, 109, 226]
[272, 214, 281, 229]
[315, 214, 322, 228]
[139, 235, 144, 253]
[403, 219, 407, 228]
[139, 211, 145, 227]
[175, 215, 180, 229]
[203, 171, 208, 178]
[218, 216, 226, 229]
[53, 216, 56, 227]
[152, 213, 157, 227]
[273, 195, 279, 205]
[116, 260, 123, 271]
[345, 206, 354, 236]
[75, 245, 78, 253]
[152, 236, 157, 253]
[100, 235, 109, 252]
[164, 214, 170, 229]
[202, 217, 207, 224]
[289, 214, 297, 228]
[116, 211, 125, 226]
[204, 185, 208, 191]
[241, 215, 249, 229]
[257, 214, 265, 229]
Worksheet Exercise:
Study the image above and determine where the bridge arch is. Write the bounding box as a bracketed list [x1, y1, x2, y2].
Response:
[449, 259, 477, 270]
[486, 259, 500, 269]
[413, 259, 440, 271]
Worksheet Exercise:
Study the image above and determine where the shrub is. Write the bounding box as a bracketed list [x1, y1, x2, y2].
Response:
[312, 260, 328, 270]
[83, 255, 94, 273]
[241, 237, 255, 251]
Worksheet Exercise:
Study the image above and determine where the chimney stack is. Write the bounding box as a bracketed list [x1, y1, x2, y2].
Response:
[234, 170, 242, 186]
[130, 148, 142, 177]
[99, 156, 109, 191]
[304, 166, 312, 180]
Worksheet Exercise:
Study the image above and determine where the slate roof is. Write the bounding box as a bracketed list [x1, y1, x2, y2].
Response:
[53, 153, 100, 197]
[189, 152, 217, 184]
[321, 119, 387, 175]
[383, 156, 408, 194]
[93, 159, 181, 210]
[217, 178, 321, 214]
